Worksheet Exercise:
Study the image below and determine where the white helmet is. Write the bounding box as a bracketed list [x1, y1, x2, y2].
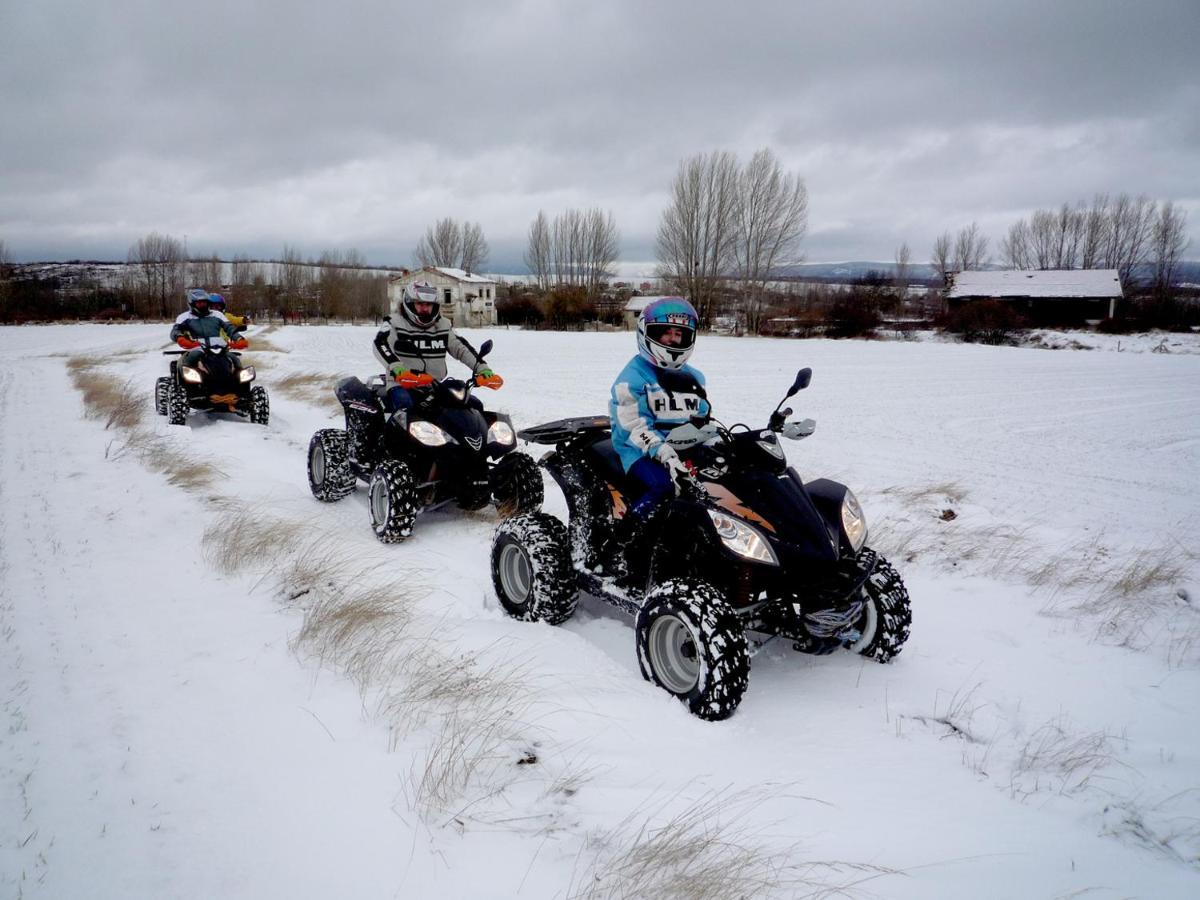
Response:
[400, 280, 440, 328]
[637, 297, 698, 369]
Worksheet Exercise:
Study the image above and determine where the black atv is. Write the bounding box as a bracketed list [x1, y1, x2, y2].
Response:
[490, 368, 911, 720]
[155, 335, 269, 426]
[306, 339, 543, 542]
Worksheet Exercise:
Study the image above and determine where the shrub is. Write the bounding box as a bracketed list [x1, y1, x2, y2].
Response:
[827, 296, 881, 338]
[941, 300, 1027, 345]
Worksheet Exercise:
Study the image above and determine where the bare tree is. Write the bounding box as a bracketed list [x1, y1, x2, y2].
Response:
[524, 210, 551, 291]
[278, 244, 312, 310]
[414, 218, 464, 268]
[953, 221, 989, 272]
[128, 232, 187, 318]
[1001, 221, 1032, 269]
[582, 208, 619, 296]
[1079, 194, 1110, 270]
[545, 207, 619, 295]
[1151, 200, 1190, 295]
[189, 254, 224, 290]
[460, 221, 489, 274]
[1104, 193, 1156, 284]
[656, 150, 740, 324]
[733, 148, 808, 333]
[930, 232, 953, 285]
[893, 241, 911, 294]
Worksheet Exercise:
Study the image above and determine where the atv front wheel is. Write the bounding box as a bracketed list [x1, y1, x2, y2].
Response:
[154, 377, 170, 416]
[636, 579, 749, 721]
[491, 512, 577, 624]
[490, 451, 544, 518]
[308, 429, 356, 502]
[368, 459, 417, 543]
[847, 552, 911, 662]
[249, 385, 270, 425]
[166, 381, 188, 426]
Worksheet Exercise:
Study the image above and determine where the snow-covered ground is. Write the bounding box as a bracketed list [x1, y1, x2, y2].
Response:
[2, 323, 1198, 899]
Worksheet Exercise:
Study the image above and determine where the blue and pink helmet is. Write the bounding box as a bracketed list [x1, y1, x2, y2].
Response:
[637, 297, 699, 370]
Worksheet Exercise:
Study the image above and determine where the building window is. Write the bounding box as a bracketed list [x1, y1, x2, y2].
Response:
[443, 289, 452, 304]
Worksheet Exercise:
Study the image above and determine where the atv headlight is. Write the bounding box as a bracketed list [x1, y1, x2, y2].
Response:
[181, 366, 203, 384]
[841, 490, 867, 552]
[707, 510, 779, 565]
[409, 420, 449, 447]
[488, 420, 515, 446]
[238, 366, 256, 383]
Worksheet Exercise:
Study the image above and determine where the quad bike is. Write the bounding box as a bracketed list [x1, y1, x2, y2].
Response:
[490, 368, 911, 720]
[155, 335, 269, 426]
[306, 339, 543, 543]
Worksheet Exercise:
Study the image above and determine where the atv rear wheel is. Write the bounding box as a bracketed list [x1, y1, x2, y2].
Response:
[154, 377, 170, 416]
[368, 459, 417, 543]
[308, 429, 356, 502]
[636, 579, 749, 721]
[166, 381, 188, 425]
[491, 512, 577, 624]
[249, 385, 270, 425]
[848, 552, 911, 662]
[490, 451, 544, 518]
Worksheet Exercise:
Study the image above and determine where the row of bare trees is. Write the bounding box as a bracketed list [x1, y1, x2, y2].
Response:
[413, 218, 490, 273]
[997, 194, 1187, 287]
[117, 233, 388, 320]
[523, 208, 620, 296]
[655, 148, 808, 329]
[930, 222, 990, 283]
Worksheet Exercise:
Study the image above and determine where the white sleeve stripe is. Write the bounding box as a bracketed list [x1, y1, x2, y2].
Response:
[614, 382, 662, 452]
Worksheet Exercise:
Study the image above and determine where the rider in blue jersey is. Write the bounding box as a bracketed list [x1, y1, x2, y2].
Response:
[605, 297, 709, 579]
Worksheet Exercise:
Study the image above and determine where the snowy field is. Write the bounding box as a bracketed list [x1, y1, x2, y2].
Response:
[2, 322, 1199, 899]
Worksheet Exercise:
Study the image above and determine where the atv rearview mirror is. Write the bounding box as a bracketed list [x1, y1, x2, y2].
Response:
[788, 368, 812, 396]
[479, 339, 493, 358]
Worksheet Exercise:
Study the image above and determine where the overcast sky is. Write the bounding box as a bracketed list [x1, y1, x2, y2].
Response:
[2, 0, 1198, 271]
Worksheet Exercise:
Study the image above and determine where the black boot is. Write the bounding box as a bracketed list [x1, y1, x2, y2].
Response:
[600, 507, 662, 585]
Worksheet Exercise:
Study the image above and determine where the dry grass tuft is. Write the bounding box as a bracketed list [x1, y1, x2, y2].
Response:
[132, 430, 222, 490]
[1100, 794, 1200, 867]
[66, 356, 220, 490]
[568, 791, 898, 900]
[1009, 717, 1125, 799]
[406, 702, 531, 815]
[273, 371, 345, 414]
[67, 358, 147, 430]
[202, 508, 307, 573]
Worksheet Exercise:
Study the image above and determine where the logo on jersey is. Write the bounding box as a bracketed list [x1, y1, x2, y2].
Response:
[646, 385, 702, 422]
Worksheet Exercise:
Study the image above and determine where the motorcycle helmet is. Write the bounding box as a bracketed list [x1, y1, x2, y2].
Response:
[208, 293, 227, 312]
[187, 288, 212, 317]
[399, 280, 440, 329]
[637, 297, 698, 370]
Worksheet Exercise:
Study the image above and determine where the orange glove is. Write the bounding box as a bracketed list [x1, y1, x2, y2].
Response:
[474, 370, 503, 389]
[176, 336, 199, 349]
[229, 338, 248, 350]
[395, 371, 435, 389]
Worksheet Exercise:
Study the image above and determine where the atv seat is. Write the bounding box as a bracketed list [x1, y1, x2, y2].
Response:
[586, 438, 652, 502]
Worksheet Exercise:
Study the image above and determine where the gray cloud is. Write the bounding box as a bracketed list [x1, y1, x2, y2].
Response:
[2, 0, 1197, 267]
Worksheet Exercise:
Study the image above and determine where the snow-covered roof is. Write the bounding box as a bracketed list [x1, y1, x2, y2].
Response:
[623, 295, 680, 312]
[426, 266, 496, 284]
[948, 269, 1122, 300]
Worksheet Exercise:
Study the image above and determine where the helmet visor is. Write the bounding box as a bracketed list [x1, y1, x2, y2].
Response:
[645, 322, 695, 350]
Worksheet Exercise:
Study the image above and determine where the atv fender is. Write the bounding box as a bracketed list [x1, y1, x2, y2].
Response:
[336, 376, 383, 414]
[805, 477, 857, 557]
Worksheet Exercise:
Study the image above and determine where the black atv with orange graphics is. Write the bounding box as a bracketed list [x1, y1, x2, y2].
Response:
[490, 368, 910, 720]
